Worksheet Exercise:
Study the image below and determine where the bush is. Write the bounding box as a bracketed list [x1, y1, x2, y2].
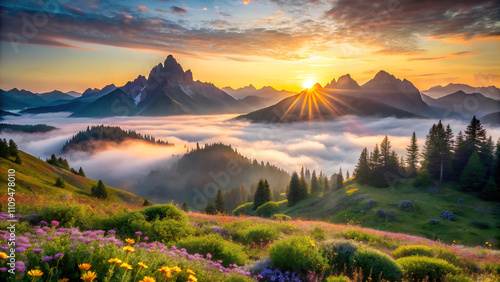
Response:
[340, 229, 380, 242]
[141, 204, 186, 221]
[326, 276, 351, 282]
[432, 247, 460, 265]
[271, 214, 291, 221]
[397, 256, 459, 281]
[55, 176, 65, 188]
[269, 235, 327, 274]
[398, 200, 416, 211]
[232, 224, 280, 245]
[414, 169, 432, 187]
[376, 209, 396, 221]
[176, 234, 246, 267]
[311, 226, 326, 240]
[36, 204, 86, 228]
[319, 239, 359, 274]
[232, 202, 254, 216]
[444, 274, 473, 282]
[255, 201, 279, 218]
[352, 248, 403, 281]
[391, 245, 433, 258]
[440, 210, 457, 221]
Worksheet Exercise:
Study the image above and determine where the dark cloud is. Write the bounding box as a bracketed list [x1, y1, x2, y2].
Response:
[170, 6, 187, 14]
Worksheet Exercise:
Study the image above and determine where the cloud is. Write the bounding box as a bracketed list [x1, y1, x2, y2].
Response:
[408, 51, 479, 61]
[137, 6, 149, 12]
[171, 6, 187, 14]
[409, 73, 446, 77]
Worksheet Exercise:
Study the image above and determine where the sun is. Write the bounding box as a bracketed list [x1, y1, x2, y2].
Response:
[302, 80, 316, 89]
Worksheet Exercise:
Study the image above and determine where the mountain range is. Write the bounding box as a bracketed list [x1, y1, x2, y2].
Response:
[1, 56, 499, 123]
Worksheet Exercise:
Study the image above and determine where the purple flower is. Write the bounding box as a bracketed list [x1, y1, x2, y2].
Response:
[40, 221, 47, 225]
[206, 253, 212, 259]
[0, 267, 7, 272]
[32, 248, 43, 253]
[257, 275, 263, 279]
[42, 256, 53, 262]
[16, 247, 26, 253]
[54, 253, 64, 260]
[135, 231, 142, 236]
[108, 230, 116, 234]
[51, 221, 59, 227]
[42, 227, 51, 231]
[143, 236, 148, 241]
[15, 261, 25, 273]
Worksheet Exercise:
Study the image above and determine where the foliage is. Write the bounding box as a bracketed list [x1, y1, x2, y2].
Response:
[46, 154, 70, 171]
[351, 248, 403, 282]
[311, 170, 320, 193]
[459, 151, 485, 192]
[413, 169, 432, 187]
[90, 179, 109, 199]
[481, 177, 500, 201]
[397, 256, 460, 281]
[232, 202, 254, 216]
[269, 235, 327, 274]
[0, 123, 57, 133]
[176, 234, 246, 267]
[340, 229, 380, 242]
[423, 121, 454, 182]
[54, 176, 66, 188]
[354, 147, 370, 185]
[319, 239, 359, 274]
[181, 202, 189, 212]
[287, 172, 307, 206]
[391, 245, 433, 258]
[255, 201, 279, 218]
[204, 202, 217, 215]
[141, 204, 186, 222]
[215, 189, 226, 213]
[142, 198, 151, 206]
[270, 214, 291, 221]
[406, 131, 419, 176]
[232, 224, 280, 245]
[253, 179, 272, 210]
[326, 275, 351, 282]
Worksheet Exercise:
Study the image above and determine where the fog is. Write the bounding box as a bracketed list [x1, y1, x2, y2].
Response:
[2, 113, 499, 191]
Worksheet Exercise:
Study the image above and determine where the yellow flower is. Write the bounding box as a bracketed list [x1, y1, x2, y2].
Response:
[138, 262, 148, 269]
[120, 263, 133, 270]
[78, 263, 92, 271]
[188, 275, 198, 282]
[186, 269, 196, 275]
[123, 246, 135, 253]
[58, 279, 69, 282]
[139, 277, 156, 282]
[486, 242, 489, 244]
[108, 258, 122, 264]
[159, 266, 171, 273]
[310, 243, 315, 247]
[171, 266, 181, 272]
[0, 252, 8, 259]
[27, 269, 43, 277]
[80, 271, 97, 282]
[125, 238, 135, 244]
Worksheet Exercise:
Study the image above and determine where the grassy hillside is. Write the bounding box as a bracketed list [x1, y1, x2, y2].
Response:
[276, 178, 500, 248]
[0, 150, 144, 204]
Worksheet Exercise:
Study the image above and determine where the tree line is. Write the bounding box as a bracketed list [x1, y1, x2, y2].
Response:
[0, 139, 22, 164]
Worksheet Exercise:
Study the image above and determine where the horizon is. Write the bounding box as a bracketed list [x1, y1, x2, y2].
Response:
[1, 0, 499, 93]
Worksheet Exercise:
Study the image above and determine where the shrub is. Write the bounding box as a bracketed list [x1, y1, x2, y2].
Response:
[271, 214, 291, 221]
[471, 221, 490, 229]
[176, 234, 246, 267]
[269, 235, 327, 274]
[232, 202, 254, 216]
[340, 229, 380, 242]
[232, 224, 280, 245]
[440, 210, 456, 221]
[432, 247, 460, 265]
[391, 245, 433, 258]
[376, 209, 396, 221]
[397, 256, 459, 281]
[444, 274, 473, 282]
[319, 239, 359, 274]
[398, 200, 416, 211]
[414, 169, 432, 187]
[311, 226, 326, 240]
[352, 248, 403, 281]
[36, 204, 86, 227]
[141, 204, 186, 221]
[255, 201, 279, 218]
[326, 276, 351, 282]
[55, 176, 65, 188]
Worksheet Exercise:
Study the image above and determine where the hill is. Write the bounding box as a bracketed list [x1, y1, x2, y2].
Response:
[0, 109, 19, 120]
[135, 143, 290, 208]
[423, 83, 500, 100]
[0, 150, 144, 204]
[421, 91, 500, 118]
[0, 123, 57, 133]
[70, 88, 137, 117]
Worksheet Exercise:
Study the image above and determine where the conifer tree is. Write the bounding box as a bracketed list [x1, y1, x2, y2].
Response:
[254, 179, 271, 210]
[14, 154, 22, 165]
[423, 121, 453, 182]
[8, 139, 19, 157]
[143, 198, 151, 206]
[55, 176, 65, 188]
[215, 188, 226, 213]
[204, 202, 217, 215]
[494, 140, 500, 187]
[481, 177, 499, 202]
[310, 170, 319, 193]
[181, 201, 189, 212]
[91, 180, 109, 199]
[287, 172, 303, 206]
[322, 177, 329, 192]
[459, 151, 485, 192]
[346, 170, 350, 179]
[406, 132, 419, 175]
[299, 169, 309, 196]
[355, 147, 370, 184]
[0, 139, 9, 158]
[78, 167, 86, 177]
[337, 167, 344, 189]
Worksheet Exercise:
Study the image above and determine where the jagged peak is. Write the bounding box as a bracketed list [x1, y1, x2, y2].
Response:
[311, 83, 323, 90]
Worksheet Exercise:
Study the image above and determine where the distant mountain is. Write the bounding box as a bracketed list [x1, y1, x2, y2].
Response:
[70, 89, 136, 117]
[481, 112, 500, 126]
[222, 84, 295, 100]
[422, 83, 500, 100]
[0, 88, 47, 110]
[65, 91, 82, 97]
[38, 90, 75, 103]
[421, 91, 500, 119]
[79, 84, 117, 101]
[134, 143, 290, 207]
[20, 100, 91, 115]
[0, 109, 20, 120]
[0, 123, 57, 133]
[238, 95, 276, 111]
[324, 74, 360, 89]
[120, 75, 147, 102]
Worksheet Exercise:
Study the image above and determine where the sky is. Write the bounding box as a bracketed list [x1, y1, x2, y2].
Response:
[1, 0, 499, 93]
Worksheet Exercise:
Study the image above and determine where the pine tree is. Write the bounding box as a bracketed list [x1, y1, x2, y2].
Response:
[337, 167, 344, 189]
[14, 154, 22, 165]
[8, 139, 19, 157]
[406, 132, 419, 175]
[254, 179, 271, 210]
[0, 139, 9, 158]
[91, 180, 109, 199]
[423, 121, 453, 182]
[204, 202, 217, 215]
[494, 140, 500, 187]
[459, 151, 485, 192]
[78, 167, 86, 177]
[215, 188, 226, 213]
[299, 169, 309, 197]
[287, 172, 302, 206]
[310, 170, 319, 193]
[181, 202, 189, 212]
[355, 147, 370, 185]
[322, 177, 329, 192]
[143, 198, 151, 206]
[55, 176, 65, 188]
[481, 177, 499, 201]
[453, 131, 469, 180]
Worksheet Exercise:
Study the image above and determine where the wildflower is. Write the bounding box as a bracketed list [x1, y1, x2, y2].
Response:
[171, 266, 181, 272]
[135, 231, 143, 236]
[159, 266, 171, 274]
[123, 246, 135, 253]
[188, 275, 198, 282]
[486, 242, 489, 244]
[0, 267, 6, 272]
[40, 221, 47, 225]
[139, 277, 156, 282]
[143, 236, 149, 241]
[206, 253, 212, 259]
[42, 256, 52, 262]
[310, 243, 315, 247]
[138, 262, 148, 269]
[120, 263, 133, 270]
[186, 269, 196, 275]
[58, 279, 69, 282]
[125, 238, 135, 244]
[80, 271, 97, 282]
[54, 253, 64, 260]
[108, 258, 122, 264]
[0, 252, 7, 259]
[51, 221, 60, 227]
[27, 269, 43, 277]
[78, 263, 92, 271]
[108, 230, 116, 234]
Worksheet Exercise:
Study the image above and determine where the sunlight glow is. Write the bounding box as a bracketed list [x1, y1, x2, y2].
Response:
[302, 80, 316, 89]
